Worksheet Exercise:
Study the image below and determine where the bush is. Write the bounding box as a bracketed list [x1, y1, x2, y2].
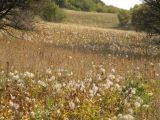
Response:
[96, 3, 104, 12]
[41, 3, 66, 22]
[67, 0, 96, 11]
[118, 10, 130, 27]
[54, 0, 67, 8]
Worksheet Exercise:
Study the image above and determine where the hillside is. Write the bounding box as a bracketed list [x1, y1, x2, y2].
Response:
[63, 9, 119, 29]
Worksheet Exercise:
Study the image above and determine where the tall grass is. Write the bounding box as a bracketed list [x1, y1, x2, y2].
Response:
[0, 19, 159, 119]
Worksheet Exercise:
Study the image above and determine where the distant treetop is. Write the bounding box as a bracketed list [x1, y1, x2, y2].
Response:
[52, 0, 125, 13]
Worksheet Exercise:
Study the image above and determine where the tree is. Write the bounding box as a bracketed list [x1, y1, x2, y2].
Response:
[0, 0, 46, 30]
[118, 10, 130, 27]
[131, 5, 149, 32]
[96, 3, 104, 12]
[131, 0, 160, 34]
[144, 0, 160, 34]
[53, 0, 67, 8]
[41, 2, 66, 22]
[0, 0, 30, 29]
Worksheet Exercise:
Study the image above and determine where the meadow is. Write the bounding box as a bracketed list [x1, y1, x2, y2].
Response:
[63, 9, 119, 29]
[0, 10, 160, 120]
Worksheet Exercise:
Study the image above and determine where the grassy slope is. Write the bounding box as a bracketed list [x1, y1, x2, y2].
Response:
[63, 9, 119, 29]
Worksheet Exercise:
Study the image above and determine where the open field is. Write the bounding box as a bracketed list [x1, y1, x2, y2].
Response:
[63, 9, 119, 29]
[0, 20, 160, 119]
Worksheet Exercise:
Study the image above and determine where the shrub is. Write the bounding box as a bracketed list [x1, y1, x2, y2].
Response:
[96, 3, 104, 12]
[54, 0, 67, 8]
[41, 3, 66, 22]
[118, 10, 130, 27]
[67, 0, 96, 11]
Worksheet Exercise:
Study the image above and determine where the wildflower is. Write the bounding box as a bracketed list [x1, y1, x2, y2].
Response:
[80, 82, 85, 92]
[136, 97, 143, 104]
[92, 64, 96, 68]
[111, 116, 117, 120]
[55, 83, 62, 92]
[48, 76, 56, 82]
[136, 67, 140, 70]
[118, 114, 123, 118]
[108, 54, 111, 57]
[148, 92, 153, 96]
[25, 97, 31, 103]
[131, 88, 136, 95]
[108, 74, 115, 80]
[111, 68, 116, 73]
[97, 74, 102, 81]
[128, 108, 134, 115]
[57, 109, 61, 116]
[156, 73, 159, 77]
[46, 68, 52, 75]
[143, 104, 149, 108]
[69, 56, 72, 59]
[9, 101, 20, 110]
[9, 72, 14, 77]
[100, 68, 105, 74]
[119, 114, 134, 120]
[9, 100, 14, 107]
[115, 83, 122, 91]
[14, 70, 18, 74]
[150, 62, 154, 66]
[0, 70, 4, 75]
[24, 71, 34, 78]
[104, 79, 113, 89]
[10, 94, 15, 100]
[69, 101, 75, 110]
[126, 55, 129, 58]
[124, 100, 131, 107]
[14, 103, 20, 110]
[75, 97, 80, 103]
[92, 83, 98, 94]
[89, 83, 98, 97]
[38, 80, 47, 87]
[67, 72, 73, 77]
[57, 72, 62, 76]
[30, 112, 35, 118]
[13, 75, 19, 80]
[134, 102, 141, 108]
[64, 117, 69, 120]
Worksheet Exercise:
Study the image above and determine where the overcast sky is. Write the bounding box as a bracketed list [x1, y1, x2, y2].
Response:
[101, 0, 142, 10]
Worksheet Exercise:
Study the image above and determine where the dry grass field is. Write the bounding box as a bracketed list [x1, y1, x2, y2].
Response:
[63, 9, 119, 28]
[0, 11, 160, 119]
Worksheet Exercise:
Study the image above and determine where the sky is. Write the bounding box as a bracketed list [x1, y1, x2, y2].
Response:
[101, 0, 142, 10]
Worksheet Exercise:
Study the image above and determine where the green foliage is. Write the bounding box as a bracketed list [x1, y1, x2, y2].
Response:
[51, 0, 123, 13]
[96, 3, 105, 12]
[131, 4, 160, 34]
[118, 10, 130, 27]
[67, 0, 96, 11]
[104, 5, 121, 13]
[53, 0, 67, 8]
[41, 2, 66, 22]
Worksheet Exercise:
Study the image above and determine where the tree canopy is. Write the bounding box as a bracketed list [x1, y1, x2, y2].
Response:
[0, 0, 49, 30]
[0, 0, 32, 30]
[52, 0, 123, 13]
[131, 0, 160, 34]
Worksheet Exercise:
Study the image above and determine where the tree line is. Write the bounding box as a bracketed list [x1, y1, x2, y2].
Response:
[118, 0, 160, 35]
[52, 0, 123, 13]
